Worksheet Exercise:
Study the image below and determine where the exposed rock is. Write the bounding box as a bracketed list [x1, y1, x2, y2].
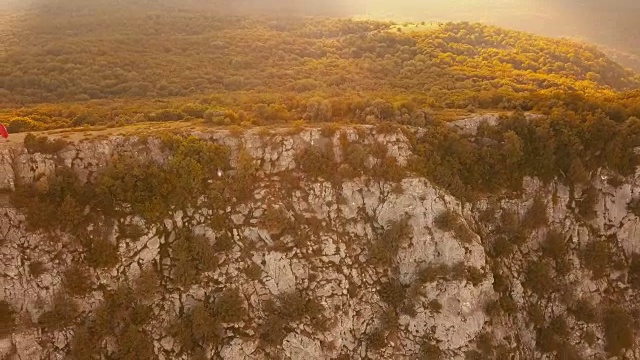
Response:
[263, 252, 296, 295]
[283, 333, 323, 360]
[1, 127, 639, 359]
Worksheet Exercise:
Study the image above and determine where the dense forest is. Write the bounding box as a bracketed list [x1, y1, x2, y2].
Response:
[1, 2, 640, 132]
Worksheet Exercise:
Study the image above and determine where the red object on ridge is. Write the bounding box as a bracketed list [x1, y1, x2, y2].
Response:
[0, 124, 7, 139]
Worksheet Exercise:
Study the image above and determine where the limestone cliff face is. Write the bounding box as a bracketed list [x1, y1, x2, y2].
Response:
[0, 126, 639, 359]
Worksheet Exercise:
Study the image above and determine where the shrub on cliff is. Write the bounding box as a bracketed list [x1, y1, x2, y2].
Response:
[71, 284, 156, 359]
[603, 306, 634, 356]
[411, 113, 640, 201]
[576, 185, 599, 220]
[629, 254, 640, 290]
[369, 217, 411, 267]
[536, 315, 569, 353]
[11, 167, 91, 234]
[434, 209, 475, 244]
[627, 197, 640, 217]
[97, 136, 231, 222]
[580, 240, 614, 280]
[0, 301, 15, 339]
[523, 261, 555, 297]
[378, 279, 406, 306]
[296, 142, 337, 180]
[261, 206, 291, 236]
[63, 265, 93, 296]
[523, 196, 548, 229]
[23, 134, 69, 154]
[570, 298, 598, 324]
[84, 236, 119, 269]
[259, 291, 325, 346]
[171, 230, 218, 287]
[418, 340, 443, 360]
[38, 293, 78, 331]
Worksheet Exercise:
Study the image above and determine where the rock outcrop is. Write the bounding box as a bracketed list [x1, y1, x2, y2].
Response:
[0, 126, 639, 359]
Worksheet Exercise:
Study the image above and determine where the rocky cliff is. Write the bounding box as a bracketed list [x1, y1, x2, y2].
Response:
[0, 125, 639, 359]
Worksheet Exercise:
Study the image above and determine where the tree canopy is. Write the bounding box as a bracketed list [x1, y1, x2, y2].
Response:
[1, 5, 640, 130]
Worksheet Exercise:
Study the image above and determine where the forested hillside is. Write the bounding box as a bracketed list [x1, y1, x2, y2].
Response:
[1, 2, 640, 131]
[5, 2, 640, 360]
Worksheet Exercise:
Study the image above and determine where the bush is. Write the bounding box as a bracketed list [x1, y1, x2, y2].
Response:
[180, 103, 207, 118]
[133, 267, 161, 300]
[603, 306, 634, 356]
[434, 209, 475, 243]
[541, 229, 565, 260]
[94, 286, 150, 334]
[272, 292, 324, 323]
[541, 229, 571, 274]
[38, 293, 78, 331]
[629, 254, 640, 290]
[466, 267, 485, 286]
[113, 324, 156, 360]
[369, 217, 411, 267]
[527, 304, 545, 327]
[576, 185, 598, 220]
[523, 196, 548, 229]
[416, 262, 481, 285]
[496, 210, 526, 244]
[23, 134, 69, 154]
[428, 299, 443, 313]
[584, 329, 597, 346]
[0, 301, 15, 338]
[580, 240, 613, 280]
[84, 236, 119, 269]
[12, 167, 90, 234]
[229, 148, 259, 201]
[434, 210, 458, 231]
[379, 307, 399, 331]
[628, 197, 640, 217]
[259, 314, 289, 346]
[212, 289, 246, 323]
[498, 295, 518, 315]
[261, 206, 291, 236]
[170, 302, 223, 353]
[378, 279, 406, 306]
[489, 237, 514, 258]
[417, 341, 443, 360]
[28, 261, 47, 278]
[63, 265, 93, 296]
[212, 233, 234, 253]
[7, 117, 42, 133]
[523, 261, 555, 297]
[366, 328, 387, 350]
[343, 143, 368, 175]
[245, 263, 263, 281]
[570, 298, 598, 324]
[259, 291, 325, 346]
[535, 316, 569, 353]
[69, 325, 98, 359]
[474, 332, 495, 357]
[372, 155, 406, 183]
[171, 230, 217, 287]
[117, 223, 146, 241]
[296, 142, 337, 180]
[98, 137, 231, 223]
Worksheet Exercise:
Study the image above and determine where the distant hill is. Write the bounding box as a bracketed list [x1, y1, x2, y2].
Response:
[355, 0, 640, 73]
[1, 3, 640, 130]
